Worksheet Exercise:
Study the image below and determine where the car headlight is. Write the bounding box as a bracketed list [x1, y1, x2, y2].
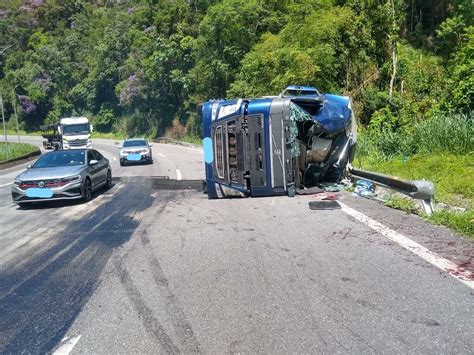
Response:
[141, 149, 149, 154]
[120, 150, 127, 156]
[65, 175, 82, 183]
[14, 179, 21, 186]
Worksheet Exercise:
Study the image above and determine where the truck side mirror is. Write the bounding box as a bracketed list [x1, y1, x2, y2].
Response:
[90, 124, 93, 132]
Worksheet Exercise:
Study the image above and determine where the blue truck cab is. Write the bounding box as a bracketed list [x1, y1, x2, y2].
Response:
[201, 86, 357, 199]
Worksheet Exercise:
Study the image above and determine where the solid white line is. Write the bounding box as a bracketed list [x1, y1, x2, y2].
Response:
[176, 169, 182, 181]
[339, 202, 474, 290]
[53, 335, 81, 355]
[157, 153, 165, 157]
[0, 182, 12, 187]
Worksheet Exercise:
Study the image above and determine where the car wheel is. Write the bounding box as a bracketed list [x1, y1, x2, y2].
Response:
[82, 178, 92, 202]
[17, 202, 28, 208]
[105, 170, 112, 189]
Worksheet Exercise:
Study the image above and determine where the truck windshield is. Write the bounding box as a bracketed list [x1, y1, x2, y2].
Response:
[32, 150, 86, 168]
[63, 123, 90, 135]
[284, 89, 319, 96]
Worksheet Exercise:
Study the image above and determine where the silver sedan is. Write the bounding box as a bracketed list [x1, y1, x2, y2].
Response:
[11, 149, 112, 207]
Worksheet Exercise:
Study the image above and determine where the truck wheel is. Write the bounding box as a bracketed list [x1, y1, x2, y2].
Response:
[82, 178, 92, 202]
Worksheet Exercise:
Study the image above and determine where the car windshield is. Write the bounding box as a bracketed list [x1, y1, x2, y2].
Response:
[62, 123, 90, 135]
[32, 150, 86, 168]
[123, 140, 147, 147]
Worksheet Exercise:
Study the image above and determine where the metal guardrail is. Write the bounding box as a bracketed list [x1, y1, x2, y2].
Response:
[349, 166, 435, 214]
[154, 137, 199, 148]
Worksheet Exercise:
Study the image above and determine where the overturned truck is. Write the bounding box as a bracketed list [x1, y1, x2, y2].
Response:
[201, 86, 357, 199]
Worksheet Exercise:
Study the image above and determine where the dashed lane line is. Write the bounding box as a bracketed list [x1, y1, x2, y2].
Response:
[176, 169, 182, 181]
[340, 202, 474, 290]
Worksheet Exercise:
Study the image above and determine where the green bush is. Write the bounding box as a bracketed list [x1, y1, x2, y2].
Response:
[358, 112, 473, 161]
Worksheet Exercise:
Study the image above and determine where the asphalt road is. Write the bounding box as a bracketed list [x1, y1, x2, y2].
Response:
[0, 136, 473, 354]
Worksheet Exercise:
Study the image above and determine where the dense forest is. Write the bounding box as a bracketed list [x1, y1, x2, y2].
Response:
[0, 0, 472, 138]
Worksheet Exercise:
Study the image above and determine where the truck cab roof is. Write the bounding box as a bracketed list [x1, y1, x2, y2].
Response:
[280, 85, 320, 97]
[60, 117, 89, 125]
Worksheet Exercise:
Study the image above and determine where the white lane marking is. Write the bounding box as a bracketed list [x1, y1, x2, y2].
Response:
[113, 156, 117, 161]
[340, 202, 474, 290]
[157, 153, 165, 157]
[176, 169, 182, 181]
[0, 182, 13, 187]
[53, 335, 81, 355]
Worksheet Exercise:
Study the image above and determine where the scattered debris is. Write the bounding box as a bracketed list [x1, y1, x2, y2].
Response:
[296, 186, 324, 195]
[353, 179, 375, 198]
[309, 200, 341, 210]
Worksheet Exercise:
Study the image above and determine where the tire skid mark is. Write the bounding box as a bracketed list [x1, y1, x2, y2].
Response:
[114, 187, 201, 353]
[116, 259, 180, 354]
[140, 230, 202, 353]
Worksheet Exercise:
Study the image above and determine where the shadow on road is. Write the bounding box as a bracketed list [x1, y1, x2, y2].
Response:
[0, 178, 174, 353]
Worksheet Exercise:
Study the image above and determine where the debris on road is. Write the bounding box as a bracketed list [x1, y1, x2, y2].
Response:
[296, 186, 324, 195]
[353, 179, 375, 198]
[309, 200, 341, 210]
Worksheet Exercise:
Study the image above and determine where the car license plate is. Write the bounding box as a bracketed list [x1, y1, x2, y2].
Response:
[26, 188, 54, 198]
[127, 154, 141, 161]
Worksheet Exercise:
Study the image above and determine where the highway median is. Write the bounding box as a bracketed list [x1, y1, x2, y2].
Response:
[0, 142, 40, 169]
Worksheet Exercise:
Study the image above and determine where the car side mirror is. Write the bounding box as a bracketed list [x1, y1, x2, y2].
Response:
[26, 164, 32, 169]
[89, 159, 99, 166]
[117, 146, 122, 149]
[149, 143, 153, 147]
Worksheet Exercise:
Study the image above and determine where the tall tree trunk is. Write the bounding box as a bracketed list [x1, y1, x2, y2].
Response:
[388, 0, 397, 99]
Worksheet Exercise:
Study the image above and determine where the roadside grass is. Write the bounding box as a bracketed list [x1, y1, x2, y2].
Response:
[91, 131, 127, 140]
[428, 209, 474, 239]
[357, 152, 473, 209]
[0, 142, 38, 163]
[384, 195, 420, 214]
[178, 135, 202, 145]
[356, 152, 473, 239]
[5, 129, 41, 136]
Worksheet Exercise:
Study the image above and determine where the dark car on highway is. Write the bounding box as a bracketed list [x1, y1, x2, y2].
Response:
[11, 149, 112, 207]
[118, 138, 153, 166]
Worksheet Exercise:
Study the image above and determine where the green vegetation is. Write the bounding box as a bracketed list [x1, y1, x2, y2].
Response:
[0, 0, 471, 139]
[356, 111, 473, 238]
[384, 195, 420, 214]
[0, 142, 38, 163]
[428, 210, 474, 240]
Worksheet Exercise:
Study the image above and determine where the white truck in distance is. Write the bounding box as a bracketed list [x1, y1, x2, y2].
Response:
[41, 117, 93, 150]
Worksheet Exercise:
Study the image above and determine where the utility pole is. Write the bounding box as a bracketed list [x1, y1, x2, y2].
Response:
[0, 92, 8, 160]
[12, 88, 20, 143]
